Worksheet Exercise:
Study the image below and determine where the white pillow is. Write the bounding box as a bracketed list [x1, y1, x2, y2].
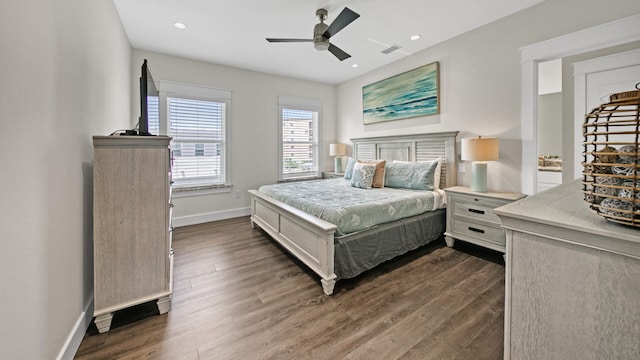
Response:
[432, 160, 442, 189]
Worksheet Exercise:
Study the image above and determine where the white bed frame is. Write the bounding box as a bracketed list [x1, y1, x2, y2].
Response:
[248, 132, 458, 295]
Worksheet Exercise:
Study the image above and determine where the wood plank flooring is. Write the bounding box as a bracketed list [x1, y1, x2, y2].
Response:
[75, 216, 505, 360]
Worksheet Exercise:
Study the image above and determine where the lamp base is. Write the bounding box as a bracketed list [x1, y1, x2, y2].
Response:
[334, 157, 343, 173]
[471, 162, 488, 193]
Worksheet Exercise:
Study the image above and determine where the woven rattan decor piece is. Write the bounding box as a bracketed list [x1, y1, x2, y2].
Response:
[582, 84, 640, 228]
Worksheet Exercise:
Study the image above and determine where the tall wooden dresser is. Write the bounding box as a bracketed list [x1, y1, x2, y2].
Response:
[92, 135, 173, 333]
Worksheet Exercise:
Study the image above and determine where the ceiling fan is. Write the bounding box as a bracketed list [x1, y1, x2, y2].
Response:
[266, 7, 360, 61]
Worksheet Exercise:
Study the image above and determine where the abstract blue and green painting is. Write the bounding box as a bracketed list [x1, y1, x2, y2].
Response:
[363, 62, 439, 124]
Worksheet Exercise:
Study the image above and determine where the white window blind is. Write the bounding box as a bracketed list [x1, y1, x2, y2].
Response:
[168, 96, 226, 187]
[279, 97, 321, 180]
[147, 95, 159, 135]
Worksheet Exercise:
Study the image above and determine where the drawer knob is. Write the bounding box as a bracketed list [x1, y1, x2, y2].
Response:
[468, 226, 485, 234]
[468, 208, 485, 215]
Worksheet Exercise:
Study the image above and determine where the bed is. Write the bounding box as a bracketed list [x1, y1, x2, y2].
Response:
[248, 132, 458, 295]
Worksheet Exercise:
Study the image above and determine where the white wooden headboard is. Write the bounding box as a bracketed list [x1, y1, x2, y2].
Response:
[350, 131, 459, 189]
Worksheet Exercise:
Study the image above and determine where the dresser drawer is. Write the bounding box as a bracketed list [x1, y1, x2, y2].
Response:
[451, 218, 505, 247]
[451, 197, 504, 224]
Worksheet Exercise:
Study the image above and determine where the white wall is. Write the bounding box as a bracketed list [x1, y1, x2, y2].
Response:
[0, 0, 131, 358]
[130, 50, 337, 225]
[538, 59, 562, 95]
[336, 0, 640, 193]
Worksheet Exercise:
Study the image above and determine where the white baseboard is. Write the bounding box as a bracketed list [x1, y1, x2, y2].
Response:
[56, 209, 250, 359]
[57, 296, 94, 360]
[172, 207, 251, 228]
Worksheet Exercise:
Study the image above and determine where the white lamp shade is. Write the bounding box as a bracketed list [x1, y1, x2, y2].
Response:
[329, 143, 347, 157]
[461, 137, 499, 161]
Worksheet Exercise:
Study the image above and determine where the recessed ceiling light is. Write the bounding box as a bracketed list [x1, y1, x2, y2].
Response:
[352, 64, 359, 68]
[410, 34, 421, 40]
[173, 22, 186, 29]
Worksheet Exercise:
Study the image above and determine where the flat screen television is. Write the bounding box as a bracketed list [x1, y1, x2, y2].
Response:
[138, 59, 158, 136]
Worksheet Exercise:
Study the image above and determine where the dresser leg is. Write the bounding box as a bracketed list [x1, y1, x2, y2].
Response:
[445, 236, 455, 248]
[95, 313, 113, 333]
[157, 296, 172, 314]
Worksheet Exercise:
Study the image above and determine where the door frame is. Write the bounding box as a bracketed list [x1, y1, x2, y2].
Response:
[573, 48, 640, 179]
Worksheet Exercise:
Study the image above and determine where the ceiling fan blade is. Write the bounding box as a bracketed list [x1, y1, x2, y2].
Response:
[323, 7, 360, 39]
[328, 43, 351, 61]
[266, 38, 313, 43]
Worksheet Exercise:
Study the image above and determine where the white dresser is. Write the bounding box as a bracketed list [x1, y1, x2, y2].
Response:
[92, 136, 173, 333]
[495, 180, 640, 360]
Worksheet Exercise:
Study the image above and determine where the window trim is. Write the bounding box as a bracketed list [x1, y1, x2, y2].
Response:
[158, 81, 232, 190]
[278, 96, 322, 181]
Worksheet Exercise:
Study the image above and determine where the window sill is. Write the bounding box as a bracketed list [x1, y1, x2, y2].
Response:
[172, 184, 232, 198]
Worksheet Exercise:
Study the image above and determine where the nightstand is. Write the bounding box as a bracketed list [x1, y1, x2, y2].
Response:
[322, 171, 344, 179]
[444, 186, 525, 253]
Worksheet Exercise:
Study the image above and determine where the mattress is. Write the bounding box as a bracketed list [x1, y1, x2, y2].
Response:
[258, 178, 445, 236]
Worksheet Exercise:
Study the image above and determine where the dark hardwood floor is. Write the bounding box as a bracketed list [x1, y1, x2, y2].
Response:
[75, 216, 505, 360]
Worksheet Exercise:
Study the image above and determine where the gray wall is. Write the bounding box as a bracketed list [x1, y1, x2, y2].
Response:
[538, 93, 563, 157]
[0, 0, 131, 358]
[336, 0, 640, 193]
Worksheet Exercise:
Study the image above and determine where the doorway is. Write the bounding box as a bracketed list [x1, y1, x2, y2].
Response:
[519, 14, 640, 195]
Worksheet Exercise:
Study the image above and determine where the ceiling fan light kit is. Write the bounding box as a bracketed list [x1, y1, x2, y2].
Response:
[314, 40, 330, 51]
[266, 7, 360, 61]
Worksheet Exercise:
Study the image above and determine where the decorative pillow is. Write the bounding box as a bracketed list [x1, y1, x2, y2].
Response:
[350, 163, 376, 189]
[385, 158, 441, 190]
[343, 157, 356, 180]
[411, 159, 440, 190]
[358, 160, 386, 188]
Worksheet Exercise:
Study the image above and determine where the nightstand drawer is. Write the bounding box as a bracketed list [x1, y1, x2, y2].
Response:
[452, 198, 503, 224]
[451, 218, 505, 247]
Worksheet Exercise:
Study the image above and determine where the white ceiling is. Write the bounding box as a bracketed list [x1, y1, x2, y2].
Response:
[113, 0, 543, 85]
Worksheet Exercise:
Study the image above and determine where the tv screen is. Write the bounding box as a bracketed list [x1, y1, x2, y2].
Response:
[138, 59, 158, 136]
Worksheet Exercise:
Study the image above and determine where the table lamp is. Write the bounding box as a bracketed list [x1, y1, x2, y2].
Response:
[461, 137, 499, 192]
[329, 143, 347, 173]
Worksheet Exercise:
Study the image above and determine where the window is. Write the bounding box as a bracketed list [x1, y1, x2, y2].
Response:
[147, 96, 160, 135]
[151, 81, 231, 189]
[172, 143, 182, 157]
[194, 143, 205, 157]
[278, 96, 321, 180]
[168, 96, 227, 187]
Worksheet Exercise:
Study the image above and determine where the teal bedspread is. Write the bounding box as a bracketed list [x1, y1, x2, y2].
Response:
[258, 178, 441, 236]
